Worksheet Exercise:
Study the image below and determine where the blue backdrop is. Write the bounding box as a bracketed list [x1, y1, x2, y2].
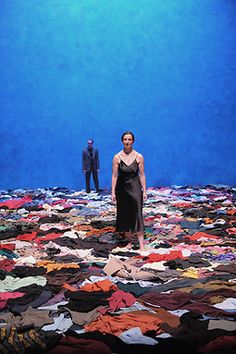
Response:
[0, 0, 236, 190]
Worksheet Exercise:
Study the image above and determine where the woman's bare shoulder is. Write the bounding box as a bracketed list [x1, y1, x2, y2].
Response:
[113, 152, 121, 162]
[136, 152, 144, 162]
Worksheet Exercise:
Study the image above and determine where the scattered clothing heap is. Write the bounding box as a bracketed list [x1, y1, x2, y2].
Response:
[0, 185, 236, 353]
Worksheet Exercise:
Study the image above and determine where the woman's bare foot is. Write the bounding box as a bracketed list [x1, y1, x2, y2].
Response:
[137, 231, 144, 250]
[125, 242, 132, 249]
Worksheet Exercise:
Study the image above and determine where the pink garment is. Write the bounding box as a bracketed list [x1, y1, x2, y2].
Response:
[0, 195, 32, 209]
[0, 259, 15, 272]
[197, 269, 217, 278]
[226, 227, 236, 235]
[0, 292, 25, 310]
[18, 216, 41, 223]
[51, 199, 67, 206]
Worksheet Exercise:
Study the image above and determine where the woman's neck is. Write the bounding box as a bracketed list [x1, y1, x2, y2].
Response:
[123, 148, 133, 155]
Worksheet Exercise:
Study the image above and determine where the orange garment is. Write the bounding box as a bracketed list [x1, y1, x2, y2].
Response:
[202, 218, 213, 224]
[79, 279, 117, 292]
[74, 225, 94, 231]
[36, 260, 80, 273]
[63, 283, 78, 292]
[146, 250, 184, 263]
[200, 241, 223, 247]
[185, 232, 219, 240]
[85, 310, 163, 336]
[142, 307, 180, 329]
[85, 226, 115, 237]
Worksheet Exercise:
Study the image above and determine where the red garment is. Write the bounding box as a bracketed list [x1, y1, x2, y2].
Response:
[227, 208, 236, 215]
[71, 199, 88, 205]
[172, 202, 193, 208]
[199, 335, 236, 353]
[226, 227, 236, 235]
[0, 195, 32, 209]
[143, 216, 156, 222]
[16, 231, 37, 241]
[185, 232, 219, 240]
[46, 337, 112, 354]
[0, 243, 15, 251]
[99, 290, 136, 314]
[35, 233, 63, 244]
[0, 259, 15, 272]
[0, 292, 25, 310]
[18, 216, 41, 223]
[50, 199, 67, 206]
[146, 250, 184, 263]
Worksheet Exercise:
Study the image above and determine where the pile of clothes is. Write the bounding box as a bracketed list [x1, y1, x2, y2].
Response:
[0, 185, 236, 353]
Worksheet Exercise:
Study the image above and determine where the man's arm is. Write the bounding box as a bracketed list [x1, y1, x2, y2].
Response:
[96, 149, 100, 170]
[82, 150, 86, 172]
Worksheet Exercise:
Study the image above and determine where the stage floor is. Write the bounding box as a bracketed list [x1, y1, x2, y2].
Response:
[0, 185, 236, 353]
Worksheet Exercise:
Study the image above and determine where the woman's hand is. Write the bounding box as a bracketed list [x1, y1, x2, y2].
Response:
[143, 191, 147, 202]
[112, 192, 116, 203]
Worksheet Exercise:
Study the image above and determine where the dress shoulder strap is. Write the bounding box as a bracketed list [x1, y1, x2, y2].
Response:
[117, 153, 122, 162]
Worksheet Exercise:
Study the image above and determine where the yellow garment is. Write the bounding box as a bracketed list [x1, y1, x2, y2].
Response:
[36, 260, 80, 273]
[179, 280, 236, 293]
[182, 268, 199, 279]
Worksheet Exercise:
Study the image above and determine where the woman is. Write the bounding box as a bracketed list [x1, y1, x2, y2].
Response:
[112, 131, 147, 250]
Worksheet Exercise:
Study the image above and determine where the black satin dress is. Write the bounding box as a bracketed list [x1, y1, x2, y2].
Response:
[115, 158, 144, 232]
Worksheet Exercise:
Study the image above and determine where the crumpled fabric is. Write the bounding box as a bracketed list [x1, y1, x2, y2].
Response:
[99, 290, 136, 314]
[79, 279, 117, 292]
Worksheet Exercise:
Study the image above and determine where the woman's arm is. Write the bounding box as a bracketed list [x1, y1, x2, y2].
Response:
[138, 154, 147, 201]
[111, 155, 119, 202]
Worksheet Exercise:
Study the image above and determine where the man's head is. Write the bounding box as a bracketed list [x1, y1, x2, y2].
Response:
[87, 139, 94, 149]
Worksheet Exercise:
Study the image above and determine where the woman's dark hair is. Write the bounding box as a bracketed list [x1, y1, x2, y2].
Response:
[121, 131, 135, 142]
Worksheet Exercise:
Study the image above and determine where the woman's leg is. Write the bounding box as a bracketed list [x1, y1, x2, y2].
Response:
[137, 231, 144, 250]
[124, 232, 132, 248]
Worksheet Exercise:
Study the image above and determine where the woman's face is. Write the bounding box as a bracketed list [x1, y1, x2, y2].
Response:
[122, 134, 134, 149]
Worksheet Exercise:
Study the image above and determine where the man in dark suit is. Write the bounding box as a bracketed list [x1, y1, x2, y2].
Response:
[82, 139, 100, 193]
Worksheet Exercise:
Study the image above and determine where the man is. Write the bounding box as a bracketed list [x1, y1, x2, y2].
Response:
[82, 139, 100, 193]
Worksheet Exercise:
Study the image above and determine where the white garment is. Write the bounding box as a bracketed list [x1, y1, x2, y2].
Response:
[42, 313, 73, 333]
[208, 319, 236, 331]
[213, 298, 236, 312]
[119, 327, 158, 345]
[43, 241, 93, 259]
[0, 275, 46, 292]
[141, 261, 166, 271]
[14, 256, 37, 266]
[38, 301, 69, 311]
[62, 231, 80, 238]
